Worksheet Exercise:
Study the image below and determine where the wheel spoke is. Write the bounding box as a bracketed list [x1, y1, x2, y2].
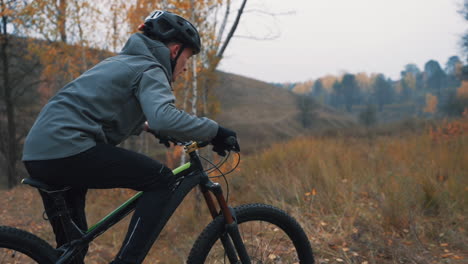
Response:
[189, 204, 313, 264]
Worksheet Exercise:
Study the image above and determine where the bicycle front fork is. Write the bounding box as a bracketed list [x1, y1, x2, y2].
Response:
[201, 181, 251, 264]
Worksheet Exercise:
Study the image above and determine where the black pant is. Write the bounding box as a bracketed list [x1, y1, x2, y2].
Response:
[24, 143, 176, 264]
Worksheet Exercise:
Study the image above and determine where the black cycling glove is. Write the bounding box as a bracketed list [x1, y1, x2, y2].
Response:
[211, 125, 240, 156]
[144, 124, 171, 148]
[157, 137, 171, 148]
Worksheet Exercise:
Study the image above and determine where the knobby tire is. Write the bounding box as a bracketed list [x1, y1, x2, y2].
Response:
[187, 203, 314, 264]
[0, 226, 57, 264]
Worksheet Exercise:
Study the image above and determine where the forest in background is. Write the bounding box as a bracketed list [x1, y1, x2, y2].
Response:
[275, 55, 468, 128]
[271, 2, 468, 128]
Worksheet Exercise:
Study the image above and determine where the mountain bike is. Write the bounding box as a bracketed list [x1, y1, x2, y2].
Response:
[0, 138, 314, 263]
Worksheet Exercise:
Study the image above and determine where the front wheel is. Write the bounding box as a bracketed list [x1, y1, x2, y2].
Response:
[0, 226, 57, 264]
[187, 203, 314, 263]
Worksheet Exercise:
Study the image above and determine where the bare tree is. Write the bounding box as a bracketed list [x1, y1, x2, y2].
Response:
[215, 0, 247, 65]
[1, 0, 41, 188]
[0, 0, 16, 188]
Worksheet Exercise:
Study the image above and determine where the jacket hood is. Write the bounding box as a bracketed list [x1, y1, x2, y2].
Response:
[120, 33, 173, 81]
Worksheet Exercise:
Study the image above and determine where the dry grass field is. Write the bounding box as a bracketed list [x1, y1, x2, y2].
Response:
[1, 117, 467, 263]
[233, 119, 467, 264]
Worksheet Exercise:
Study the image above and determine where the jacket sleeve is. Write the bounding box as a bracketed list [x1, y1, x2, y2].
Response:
[135, 67, 218, 142]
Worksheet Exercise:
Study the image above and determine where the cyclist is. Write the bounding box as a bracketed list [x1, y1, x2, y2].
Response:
[22, 10, 239, 264]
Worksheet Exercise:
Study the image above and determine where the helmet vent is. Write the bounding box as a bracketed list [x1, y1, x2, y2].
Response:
[150, 11, 164, 19]
[186, 29, 194, 37]
[176, 18, 185, 27]
[157, 19, 173, 33]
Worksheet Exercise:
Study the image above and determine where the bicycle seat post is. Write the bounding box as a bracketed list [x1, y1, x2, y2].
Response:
[21, 178, 79, 245]
[51, 191, 76, 241]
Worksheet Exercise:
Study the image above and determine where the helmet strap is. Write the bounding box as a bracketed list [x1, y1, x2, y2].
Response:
[170, 44, 186, 74]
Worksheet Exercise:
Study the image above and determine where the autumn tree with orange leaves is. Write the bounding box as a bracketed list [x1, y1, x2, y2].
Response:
[20, 0, 105, 99]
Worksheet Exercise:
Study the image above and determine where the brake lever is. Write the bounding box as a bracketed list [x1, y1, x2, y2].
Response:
[146, 128, 181, 146]
[225, 136, 240, 152]
[197, 141, 211, 148]
[196, 136, 235, 149]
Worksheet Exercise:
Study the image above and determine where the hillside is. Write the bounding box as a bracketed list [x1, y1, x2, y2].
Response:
[213, 72, 356, 152]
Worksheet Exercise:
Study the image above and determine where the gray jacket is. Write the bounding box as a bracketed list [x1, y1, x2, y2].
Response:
[23, 33, 218, 161]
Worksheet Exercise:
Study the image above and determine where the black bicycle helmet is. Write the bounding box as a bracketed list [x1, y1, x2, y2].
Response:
[140, 10, 201, 55]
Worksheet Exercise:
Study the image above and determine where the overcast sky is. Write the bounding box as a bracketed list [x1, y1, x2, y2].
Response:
[217, 0, 466, 83]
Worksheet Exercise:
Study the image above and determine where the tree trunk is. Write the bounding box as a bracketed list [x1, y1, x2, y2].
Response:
[181, 75, 191, 112]
[58, 0, 68, 43]
[191, 56, 198, 116]
[112, 4, 118, 53]
[1, 4, 18, 188]
[215, 0, 247, 63]
[5, 88, 17, 189]
[201, 77, 208, 116]
[73, 0, 87, 72]
[216, 0, 230, 46]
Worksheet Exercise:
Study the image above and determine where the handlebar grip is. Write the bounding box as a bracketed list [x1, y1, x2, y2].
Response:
[198, 136, 236, 148]
[225, 136, 237, 146]
[197, 141, 211, 148]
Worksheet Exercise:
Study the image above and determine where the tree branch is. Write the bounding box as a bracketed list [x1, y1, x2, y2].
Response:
[216, 0, 247, 60]
[244, 9, 296, 17]
[216, 0, 230, 46]
[234, 33, 280, 41]
[13, 79, 43, 100]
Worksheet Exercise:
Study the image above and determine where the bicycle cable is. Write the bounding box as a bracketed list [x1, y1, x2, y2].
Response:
[207, 152, 240, 179]
[204, 151, 231, 174]
[199, 152, 241, 204]
[199, 154, 230, 202]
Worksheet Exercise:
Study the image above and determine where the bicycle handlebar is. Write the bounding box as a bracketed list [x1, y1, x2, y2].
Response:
[196, 136, 237, 148]
[145, 128, 238, 153]
[185, 136, 238, 154]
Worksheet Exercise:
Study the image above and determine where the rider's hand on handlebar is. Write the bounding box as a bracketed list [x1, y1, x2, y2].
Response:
[143, 122, 171, 148]
[211, 125, 240, 156]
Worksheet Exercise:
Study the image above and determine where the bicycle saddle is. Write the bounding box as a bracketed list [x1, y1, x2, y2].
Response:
[21, 178, 71, 193]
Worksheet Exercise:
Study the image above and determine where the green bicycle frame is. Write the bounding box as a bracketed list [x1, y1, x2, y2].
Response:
[87, 162, 192, 233]
[55, 160, 203, 264]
